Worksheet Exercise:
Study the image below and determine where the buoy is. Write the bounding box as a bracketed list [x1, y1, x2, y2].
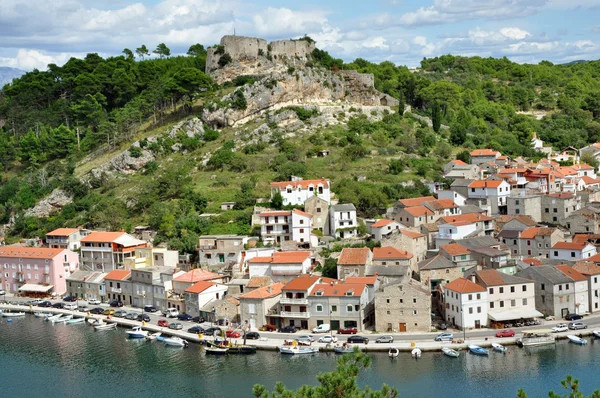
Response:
[142, 321, 146, 326]
[410, 341, 416, 347]
[198, 333, 203, 338]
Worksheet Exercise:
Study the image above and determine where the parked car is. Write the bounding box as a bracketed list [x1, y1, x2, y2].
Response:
[434, 333, 454, 341]
[246, 332, 260, 340]
[164, 308, 179, 318]
[437, 322, 448, 330]
[278, 326, 297, 333]
[312, 324, 331, 334]
[90, 307, 105, 314]
[177, 313, 193, 321]
[495, 329, 515, 338]
[77, 306, 89, 312]
[143, 305, 157, 313]
[337, 327, 358, 335]
[191, 316, 205, 323]
[137, 314, 151, 322]
[62, 295, 77, 302]
[568, 322, 587, 330]
[552, 323, 569, 333]
[226, 330, 242, 338]
[29, 298, 44, 305]
[125, 313, 139, 320]
[375, 335, 394, 343]
[0, 290, 5, 295]
[565, 313, 583, 321]
[64, 303, 78, 310]
[262, 324, 276, 332]
[297, 334, 315, 342]
[318, 335, 338, 343]
[204, 327, 221, 336]
[168, 322, 183, 330]
[37, 301, 52, 307]
[103, 308, 115, 316]
[52, 302, 65, 309]
[88, 298, 101, 305]
[158, 319, 169, 327]
[188, 326, 205, 334]
[216, 318, 229, 326]
[347, 336, 369, 344]
[114, 310, 127, 317]
[109, 300, 124, 307]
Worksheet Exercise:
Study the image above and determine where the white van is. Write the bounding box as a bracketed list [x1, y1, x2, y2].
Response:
[312, 324, 331, 333]
[165, 308, 179, 318]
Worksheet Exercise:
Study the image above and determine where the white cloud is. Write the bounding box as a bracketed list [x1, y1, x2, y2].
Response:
[500, 27, 531, 40]
[0, 48, 83, 70]
[253, 7, 329, 37]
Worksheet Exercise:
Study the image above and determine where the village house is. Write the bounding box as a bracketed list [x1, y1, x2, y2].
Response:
[304, 195, 329, 234]
[450, 180, 475, 200]
[80, 232, 147, 272]
[564, 206, 600, 235]
[418, 255, 465, 292]
[0, 246, 79, 296]
[199, 296, 240, 325]
[372, 246, 415, 269]
[308, 281, 371, 331]
[130, 266, 176, 310]
[443, 160, 481, 180]
[239, 283, 284, 330]
[572, 261, 600, 313]
[541, 193, 580, 225]
[259, 209, 313, 246]
[392, 196, 436, 214]
[247, 251, 312, 282]
[66, 271, 107, 302]
[197, 235, 248, 267]
[495, 215, 538, 233]
[45, 228, 86, 251]
[329, 204, 358, 239]
[369, 219, 403, 241]
[434, 212, 495, 248]
[550, 241, 597, 261]
[440, 243, 474, 266]
[438, 190, 468, 206]
[395, 206, 435, 228]
[470, 149, 500, 166]
[169, 269, 224, 313]
[469, 246, 510, 271]
[442, 277, 488, 330]
[374, 277, 431, 333]
[104, 269, 133, 306]
[184, 280, 229, 318]
[507, 194, 542, 222]
[512, 227, 562, 259]
[467, 180, 511, 215]
[269, 178, 331, 206]
[274, 275, 321, 331]
[381, 229, 428, 265]
[123, 247, 179, 270]
[337, 247, 373, 279]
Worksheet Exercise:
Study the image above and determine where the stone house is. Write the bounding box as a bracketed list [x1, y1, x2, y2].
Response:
[239, 283, 284, 330]
[372, 246, 414, 269]
[564, 206, 600, 235]
[220, 202, 236, 210]
[170, 269, 224, 313]
[392, 196, 436, 215]
[381, 229, 428, 265]
[507, 194, 542, 222]
[184, 281, 229, 318]
[368, 219, 403, 241]
[247, 251, 312, 282]
[450, 179, 474, 200]
[443, 161, 481, 180]
[329, 204, 358, 238]
[197, 235, 248, 268]
[308, 282, 371, 331]
[104, 269, 133, 306]
[516, 227, 562, 259]
[418, 255, 467, 292]
[470, 149, 500, 166]
[442, 277, 488, 329]
[495, 215, 537, 233]
[66, 271, 107, 302]
[374, 277, 431, 333]
[572, 261, 600, 313]
[541, 193, 580, 225]
[200, 296, 240, 325]
[440, 243, 473, 266]
[304, 195, 329, 235]
[337, 247, 373, 279]
[45, 228, 84, 251]
[395, 206, 435, 228]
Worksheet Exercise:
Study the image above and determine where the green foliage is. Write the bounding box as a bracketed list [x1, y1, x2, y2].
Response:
[311, 48, 344, 70]
[388, 159, 405, 175]
[431, 101, 441, 133]
[153, 43, 171, 58]
[203, 128, 219, 141]
[270, 191, 284, 210]
[322, 258, 338, 279]
[218, 53, 232, 67]
[129, 146, 143, 158]
[286, 106, 319, 121]
[231, 89, 247, 110]
[456, 150, 471, 163]
[518, 375, 600, 398]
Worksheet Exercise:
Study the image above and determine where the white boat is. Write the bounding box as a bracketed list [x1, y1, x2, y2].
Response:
[34, 312, 51, 318]
[94, 323, 117, 331]
[491, 342, 508, 353]
[164, 336, 189, 348]
[442, 347, 459, 358]
[567, 335, 587, 345]
[126, 326, 148, 339]
[66, 317, 86, 324]
[411, 348, 422, 359]
[47, 314, 63, 322]
[87, 318, 102, 326]
[468, 344, 489, 356]
[53, 315, 73, 323]
[388, 347, 399, 358]
[517, 330, 556, 347]
[2, 311, 25, 317]
[279, 346, 319, 355]
[205, 346, 229, 355]
[146, 332, 162, 341]
[592, 330, 600, 339]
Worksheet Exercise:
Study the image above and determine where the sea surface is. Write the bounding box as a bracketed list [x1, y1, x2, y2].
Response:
[0, 316, 599, 398]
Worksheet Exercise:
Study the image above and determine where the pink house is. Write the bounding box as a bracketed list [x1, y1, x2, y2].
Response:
[0, 246, 79, 296]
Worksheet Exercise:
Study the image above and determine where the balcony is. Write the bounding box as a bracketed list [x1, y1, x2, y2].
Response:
[198, 245, 217, 250]
[280, 297, 309, 305]
[280, 311, 310, 318]
[264, 230, 290, 235]
[111, 288, 122, 293]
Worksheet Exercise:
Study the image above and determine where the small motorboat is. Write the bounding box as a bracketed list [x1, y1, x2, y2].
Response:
[227, 345, 257, 354]
[388, 347, 399, 358]
[567, 335, 587, 345]
[87, 318, 102, 326]
[47, 314, 63, 322]
[333, 346, 355, 354]
[411, 348, 422, 359]
[442, 347, 459, 358]
[53, 315, 73, 323]
[2, 311, 26, 317]
[94, 323, 117, 331]
[164, 336, 189, 348]
[491, 342, 508, 353]
[205, 346, 229, 355]
[592, 330, 600, 339]
[126, 326, 148, 339]
[66, 317, 86, 324]
[468, 344, 489, 356]
[279, 346, 319, 355]
[34, 312, 51, 318]
[146, 332, 162, 341]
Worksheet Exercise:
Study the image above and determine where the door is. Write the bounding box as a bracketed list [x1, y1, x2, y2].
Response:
[561, 308, 569, 318]
[301, 320, 308, 330]
[399, 323, 407, 332]
[331, 320, 340, 330]
[475, 320, 481, 329]
[249, 318, 256, 329]
[218, 254, 225, 263]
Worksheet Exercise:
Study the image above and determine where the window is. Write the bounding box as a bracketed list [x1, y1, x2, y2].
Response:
[541, 283, 545, 290]
[386, 298, 390, 304]
[522, 298, 528, 306]
[477, 293, 481, 299]
[515, 209, 520, 214]
[413, 298, 417, 303]
[553, 217, 557, 222]
[399, 299, 403, 304]
[522, 285, 527, 291]
[316, 304, 323, 312]
[515, 200, 520, 205]
[554, 251, 558, 257]
[489, 288, 494, 294]
[545, 208, 549, 213]
[248, 303, 256, 314]
[510, 286, 515, 293]
[477, 307, 481, 313]
[511, 299, 516, 307]
[571, 252, 576, 258]
[527, 240, 531, 246]
[559, 285, 563, 291]
[413, 310, 418, 315]
[331, 305, 337, 312]
[26, 264, 31, 269]
[347, 305, 353, 312]
[471, 188, 475, 193]
[566, 284, 569, 290]
[468, 294, 472, 300]
[468, 307, 473, 314]
[299, 229, 304, 233]
[499, 287, 504, 294]
[500, 301, 504, 308]
[513, 240, 517, 245]
[299, 220, 304, 225]
[387, 310, 391, 315]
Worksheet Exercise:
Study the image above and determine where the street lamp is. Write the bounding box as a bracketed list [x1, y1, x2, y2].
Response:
[77, 286, 80, 312]
[461, 298, 466, 342]
[329, 310, 333, 339]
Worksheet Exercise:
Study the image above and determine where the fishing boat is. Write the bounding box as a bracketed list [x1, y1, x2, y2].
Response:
[205, 346, 229, 355]
[567, 335, 587, 345]
[146, 332, 162, 341]
[468, 344, 489, 356]
[279, 346, 319, 355]
[164, 336, 189, 348]
[227, 345, 257, 354]
[388, 347, 399, 358]
[66, 317, 86, 324]
[411, 348, 422, 359]
[2, 311, 25, 317]
[52, 314, 73, 323]
[592, 330, 600, 339]
[46, 314, 63, 322]
[442, 347, 460, 358]
[491, 342, 508, 353]
[517, 330, 556, 347]
[94, 323, 117, 331]
[126, 326, 148, 339]
[87, 318, 102, 326]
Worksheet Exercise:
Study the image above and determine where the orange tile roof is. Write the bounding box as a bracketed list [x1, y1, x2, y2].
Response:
[400, 229, 426, 239]
[282, 275, 321, 291]
[338, 247, 371, 265]
[398, 196, 436, 207]
[371, 219, 394, 228]
[519, 227, 554, 239]
[444, 277, 486, 293]
[45, 228, 79, 236]
[440, 243, 470, 256]
[573, 234, 600, 244]
[185, 280, 216, 294]
[239, 282, 284, 299]
[104, 270, 131, 281]
[468, 180, 505, 188]
[582, 176, 600, 185]
[310, 283, 366, 297]
[373, 246, 413, 259]
[345, 276, 377, 285]
[81, 232, 126, 243]
[589, 253, 600, 263]
[440, 213, 494, 224]
[572, 261, 600, 276]
[247, 251, 311, 264]
[523, 258, 544, 266]
[270, 179, 329, 189]
[556, 265, 588, 282]
[0, 247, 65, 259]
[572, 163, 595, 170]
[260, 210, 291, 217]
[498, 168, 528, 174]
[404, 206, 434, 217]
[292, 209, 313, 218]
[173, 269, 222, 283]
[470, 149, 499, 157]
[552, 242, 590, 250]
[246, 276, 274, 288]
[451, 160, 467, 165]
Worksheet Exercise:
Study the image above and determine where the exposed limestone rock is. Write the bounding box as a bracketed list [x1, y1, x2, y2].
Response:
[168, 117, 205, 138]
[85, 147, 154, 183]
[25, 188, 73, 218]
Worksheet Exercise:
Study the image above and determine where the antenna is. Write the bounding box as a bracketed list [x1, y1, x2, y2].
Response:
[234, 28, 236, 36]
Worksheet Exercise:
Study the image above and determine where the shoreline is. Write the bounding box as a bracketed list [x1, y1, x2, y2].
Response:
[2, 303, 595, 353]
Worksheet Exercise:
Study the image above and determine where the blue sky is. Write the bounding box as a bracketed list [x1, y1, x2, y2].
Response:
[0, 0, 599, 70]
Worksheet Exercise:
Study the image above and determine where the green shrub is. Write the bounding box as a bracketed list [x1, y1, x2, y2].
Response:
[129, 146, 142, 158]
[218, 53, 232, 67]
[204, 129, 219, 141]
[231, 90, 247, 110]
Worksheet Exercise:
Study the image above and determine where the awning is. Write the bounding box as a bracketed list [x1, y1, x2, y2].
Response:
[488, 308, 543, 321]
[18, 284, 54, 293]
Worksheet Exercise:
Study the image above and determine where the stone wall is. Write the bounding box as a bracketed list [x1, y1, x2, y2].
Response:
[269, 39, 315, 59]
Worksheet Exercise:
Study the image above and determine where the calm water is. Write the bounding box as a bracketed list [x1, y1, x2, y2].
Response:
[1, 316, 599, 397]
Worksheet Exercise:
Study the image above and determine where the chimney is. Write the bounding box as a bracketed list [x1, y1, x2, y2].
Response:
[267, 286, 271, 293]
[330, 281, 334, 286]
[470, 274, 476, 283]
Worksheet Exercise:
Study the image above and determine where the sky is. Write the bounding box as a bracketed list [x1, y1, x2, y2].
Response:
[0, 0, 599, 71]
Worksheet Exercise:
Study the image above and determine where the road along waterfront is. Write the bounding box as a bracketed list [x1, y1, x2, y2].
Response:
[2, 313, 600, 398]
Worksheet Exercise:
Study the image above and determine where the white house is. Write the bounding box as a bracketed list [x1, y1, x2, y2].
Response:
[247, 251, 312, 281]
[573, 262, 600, 313]
[329, 204, 357, 238]
[550, 242, 597, 261]
[437, 190, 467, 206]
[467, 179, 511, 215]
[184, 281, 229, 317]
[260, 209, 313, 246]
[369, 219, 403, 241]
[270, 178, 331, 206]
[435, 221, 479, 248]
[442, 277, 488, 330]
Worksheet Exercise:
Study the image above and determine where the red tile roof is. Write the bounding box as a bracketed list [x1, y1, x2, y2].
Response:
[404, 206, 434, 217]
[239, 283, 284, 299]
[344, 276, 377, 285]
[522, 258, 544, 266]
[174, 269, 222, 283]
[0, 247, 65, 259]
[45, 228, 79, 236]
[440, 213, 494, 224]
[270, 179, 329, 189]
[398, 196, 436, 207]
[470, 149, 499, 157]
[292, 209, 313, 218]
[572, 261, 600, 276]
[556, 265, 588, 282]
[246, 276, 274, 288]
[468, 180, 505, 188]
[444, 277, 486, 293]
[371, 219, 394, 228]
[338, 247, 371, 265]
[451, 160, 467, 165]
[185, 280, 216, 294]
[104, 270, 131, 281]
[520, 227, 555, 239]
[247, 251, 311, 264]
[400, 230, 426, 239]
[373, 246, 413, 259]
[260, 211, 291, 217]
[440, 243, 470, 256]
[81, 232, 126, 243]
[552, 242, 590, 250]
[282, 275, 321, 291]
[309, 283, 366, 297]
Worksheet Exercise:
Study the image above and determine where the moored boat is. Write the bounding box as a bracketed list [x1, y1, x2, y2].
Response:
[94, 323, 117, 331]
[468, 344, 489, 356]
[87, 318, 101, 326]
[442, 347, 459, 358]
[146, 332, 162, 341]
[47, 314, 63, 322]
[567, 335, 587, 345]
[164, 336, 189, 348]
[52, 314, 73, 323]
[279, 346, 319, 355]
[205, 346, 229, 355]
[34, 312, 51, 318]
[388, 347, 399, 358]
[126, 326, 148, 339]
[333, 346, 355, 354]
[517, 330, 555, 347]
[491, 342, 507, 353]
[2, 311, 26, 317]
[66, 317, 86, 324]
[411, 348, 422, 359]
[227, 345, 257, 354]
